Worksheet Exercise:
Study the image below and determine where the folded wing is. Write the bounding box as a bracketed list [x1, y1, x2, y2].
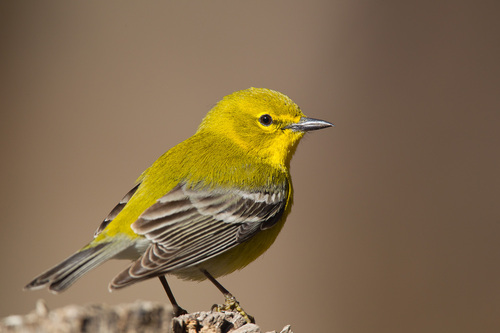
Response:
[110, 182, 287, 289]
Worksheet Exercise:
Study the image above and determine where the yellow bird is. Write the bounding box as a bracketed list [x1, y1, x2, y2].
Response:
[25, 87, 333, 321]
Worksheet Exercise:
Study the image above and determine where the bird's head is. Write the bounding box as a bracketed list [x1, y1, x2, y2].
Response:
[197, 88, 333, 167]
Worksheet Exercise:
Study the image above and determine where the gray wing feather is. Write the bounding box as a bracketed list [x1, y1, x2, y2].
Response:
[111, 182, 287, 287]
[94, 183, 140, 237]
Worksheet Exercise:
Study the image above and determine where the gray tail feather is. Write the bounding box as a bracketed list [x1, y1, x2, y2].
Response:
[24, 242, 127, 293]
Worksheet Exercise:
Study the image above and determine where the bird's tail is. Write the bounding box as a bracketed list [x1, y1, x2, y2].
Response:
[24, 241, 130, 293]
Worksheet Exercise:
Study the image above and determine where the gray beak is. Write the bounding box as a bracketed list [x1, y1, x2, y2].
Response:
[284, 117, 334, 132]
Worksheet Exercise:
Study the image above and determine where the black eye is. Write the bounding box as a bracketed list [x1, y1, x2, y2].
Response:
[259, 114, 273, 126]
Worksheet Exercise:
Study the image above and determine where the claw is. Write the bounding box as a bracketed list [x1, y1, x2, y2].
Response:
[211, 294, 254, 323]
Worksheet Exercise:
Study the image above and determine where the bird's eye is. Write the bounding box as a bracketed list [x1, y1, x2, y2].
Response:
[259, 114, 273, 126]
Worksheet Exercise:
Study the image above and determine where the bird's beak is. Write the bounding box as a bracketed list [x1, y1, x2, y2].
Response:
[284, 117, 334, 132]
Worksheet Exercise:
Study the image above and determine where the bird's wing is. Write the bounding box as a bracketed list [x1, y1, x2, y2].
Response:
[94, 183, 141, 238]
[111, 182, 287, 287]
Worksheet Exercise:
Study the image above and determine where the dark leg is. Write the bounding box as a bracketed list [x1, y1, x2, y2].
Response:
[158, 275, 187, 317]
[201, 269, 254, 323]
[202, 269, 233, 297]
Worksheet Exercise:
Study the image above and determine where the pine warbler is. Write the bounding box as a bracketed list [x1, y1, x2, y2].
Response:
[25, 87, 333, 321]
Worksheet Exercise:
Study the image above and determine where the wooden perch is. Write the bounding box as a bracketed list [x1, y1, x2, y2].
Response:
[0, 300, 293, 333]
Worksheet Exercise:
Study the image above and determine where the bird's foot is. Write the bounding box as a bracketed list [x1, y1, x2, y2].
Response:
[172, 305, 188, 317]
[211, 294, 254, 323]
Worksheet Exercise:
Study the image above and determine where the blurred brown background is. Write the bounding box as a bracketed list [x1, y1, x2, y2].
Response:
[1, 1, 499, 332]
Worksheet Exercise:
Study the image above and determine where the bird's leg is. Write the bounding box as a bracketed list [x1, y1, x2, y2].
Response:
[201, 269, 254, 323]
[158, 275, 187, 317]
